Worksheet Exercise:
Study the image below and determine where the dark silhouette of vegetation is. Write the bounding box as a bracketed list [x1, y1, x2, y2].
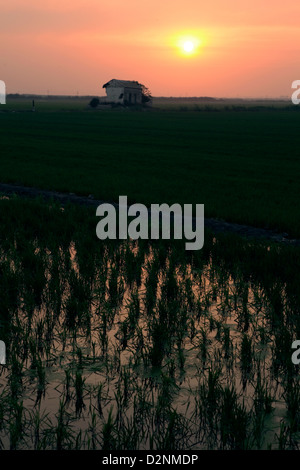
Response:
[89, 98, 100, 108]
[141, 84, 152, 104]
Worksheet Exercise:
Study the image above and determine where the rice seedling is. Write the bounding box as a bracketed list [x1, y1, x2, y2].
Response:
[102, 407, 116, 450]
[9, 400, 24, 450]
[219, 386, 249, 450]
[54, 401, 70, 449]
[75, 370, 86, 417]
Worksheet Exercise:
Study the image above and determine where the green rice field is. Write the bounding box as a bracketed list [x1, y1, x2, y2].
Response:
[1, 97, 300, 236]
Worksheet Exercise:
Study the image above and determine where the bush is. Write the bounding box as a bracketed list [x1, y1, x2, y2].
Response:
[89, 98, 100, 108]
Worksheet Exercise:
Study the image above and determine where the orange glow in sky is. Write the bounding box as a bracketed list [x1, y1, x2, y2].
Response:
[1, 0, 300, 97]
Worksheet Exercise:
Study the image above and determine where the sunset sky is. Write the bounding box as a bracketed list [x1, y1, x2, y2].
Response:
[1, 0, 299, 97]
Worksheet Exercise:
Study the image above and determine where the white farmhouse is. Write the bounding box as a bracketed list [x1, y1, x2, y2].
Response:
[102, 79, 143, 105]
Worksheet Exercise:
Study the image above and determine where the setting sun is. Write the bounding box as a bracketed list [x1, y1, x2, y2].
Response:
[175, 34, 202, 57]
[183, 41, 195, 53]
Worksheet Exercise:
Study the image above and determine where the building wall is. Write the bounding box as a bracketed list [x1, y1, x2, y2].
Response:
[105, 85, 143, 104]
[123, 87, 142, 104]
[105, 86, 125, 103]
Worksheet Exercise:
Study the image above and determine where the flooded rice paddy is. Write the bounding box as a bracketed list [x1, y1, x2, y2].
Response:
[0, 198, 299, 449]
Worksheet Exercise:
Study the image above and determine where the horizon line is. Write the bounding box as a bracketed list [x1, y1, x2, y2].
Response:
[5, 93, 291, 101]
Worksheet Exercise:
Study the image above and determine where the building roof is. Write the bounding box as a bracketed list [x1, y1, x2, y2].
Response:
[103, 79, 142, 89]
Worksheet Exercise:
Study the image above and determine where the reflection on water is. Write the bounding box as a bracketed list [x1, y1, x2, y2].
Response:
[0, 235, 299, 450]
